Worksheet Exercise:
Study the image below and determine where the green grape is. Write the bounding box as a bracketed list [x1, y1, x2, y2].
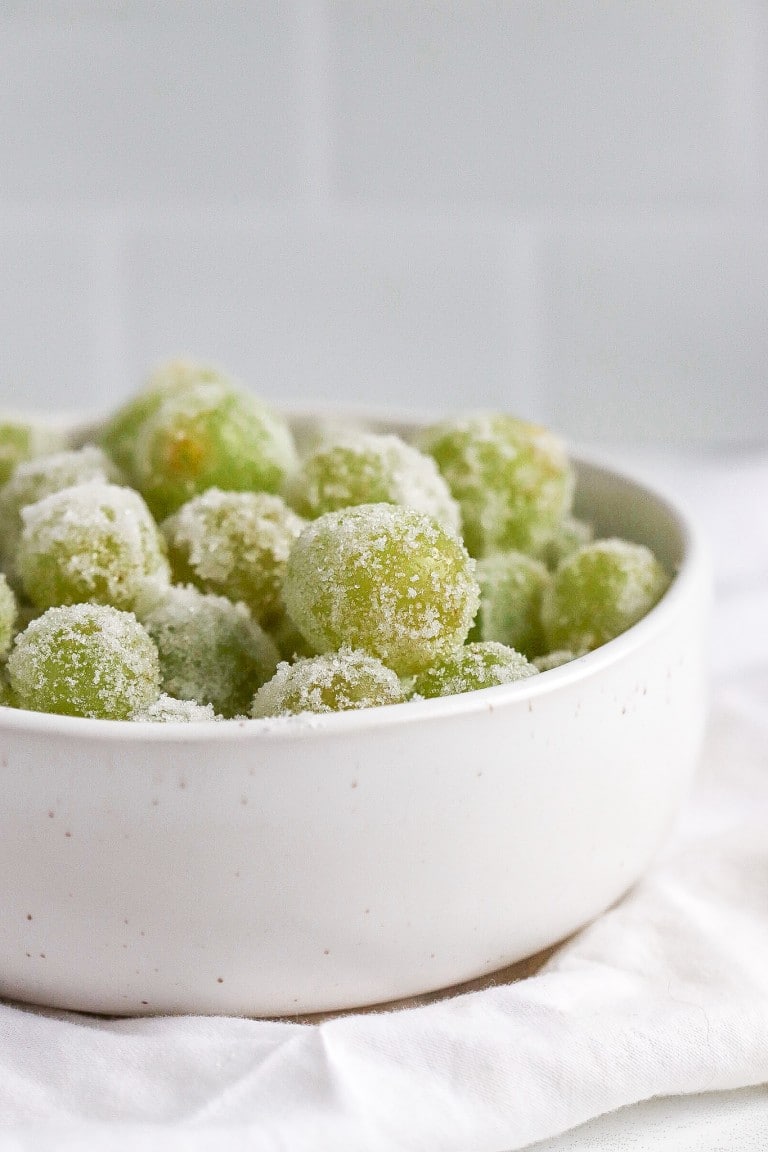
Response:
[532, 649, 581, 672]
[0, 573, 18, 660]
[18, 481, 171, 613]
[161, 489, 305, 625]
[411, 641, 538, 699]
[148, 358, 226, 390]
[0, 420, 66, 487]
[132, 693, 220, 723]
[542, 538, 671, 653]
[0, 445, 120, 582]
[267, 610, 319, 661]
[543, 515, 594, 571]
[137, 584, 279, 718]
[7, 604, 161, 719]
[129, 380, 298, 520]
[285, 432, 460, 532]
[12, 598, 40, 636]
[419, 413, 574, 557]
[0, 671, 14, 707]
[284, 503, 480, 677]
[99, 358, 227, 474]
[251, 648, 406, 718]
[470, 550, 550, 658]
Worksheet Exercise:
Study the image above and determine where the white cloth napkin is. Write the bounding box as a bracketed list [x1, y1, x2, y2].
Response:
[1, 452, 767, 1152]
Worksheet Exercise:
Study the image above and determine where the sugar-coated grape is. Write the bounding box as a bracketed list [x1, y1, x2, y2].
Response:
[533, 649, 580, 672]
[7, 604, 161, 720]
[411, 641, 538, 699]
[12, 598, 40, 637]
[268, 611, 319, 661]
[0, 445, 120, 582]
[543, 516, 594, 570]
[161, 489, 305, 625]
[0, 573, 18, 660]
[0, 420, 66, 487]
[419, 414, 574, 557]
[137, 584, 279, 718]
[251, 648, 406, 718]
[541, 539, 671, 653]
[129, 380, 298, 520]
[470, 551, 550, 658]
[19, 481, 171, 613]
[99, 358, 227, 474]
[284, 503, 480, 677]
[132, 693, 220, 723]
[286, 432, 460, 532]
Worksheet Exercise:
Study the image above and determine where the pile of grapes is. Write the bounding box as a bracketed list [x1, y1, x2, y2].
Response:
[0, 361, 670, 721]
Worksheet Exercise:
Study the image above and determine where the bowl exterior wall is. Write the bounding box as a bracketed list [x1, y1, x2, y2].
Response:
[0, 562, 708, 1016]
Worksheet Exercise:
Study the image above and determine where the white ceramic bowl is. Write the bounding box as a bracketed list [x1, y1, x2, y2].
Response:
[0, 423, 710, 1017]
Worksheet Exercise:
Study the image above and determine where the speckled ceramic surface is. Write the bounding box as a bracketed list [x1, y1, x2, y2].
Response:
[0, 435, 710, 1017]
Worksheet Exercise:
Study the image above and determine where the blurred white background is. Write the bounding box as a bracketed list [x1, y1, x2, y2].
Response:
[0, 0, 766, 443]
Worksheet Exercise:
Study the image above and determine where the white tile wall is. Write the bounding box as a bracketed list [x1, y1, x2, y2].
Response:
[0, 1, 765, 444]
[330, 1, 754, 211]
[123, 213, 537, 416]
[538, 217, 768, 442]
[0, 210, 116, 412]
[0, 3, 301, 203]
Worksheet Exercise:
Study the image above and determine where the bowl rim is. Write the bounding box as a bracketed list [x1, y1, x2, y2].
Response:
[0, 435, 709, 744]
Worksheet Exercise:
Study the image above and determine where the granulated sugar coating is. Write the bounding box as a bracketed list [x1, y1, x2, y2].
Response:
[161, 489, 305, 626]
[7, 604, 161, 720]
[0, 420, 66, 487]
[411, 641, 538, 699]
[285, 432, 460, 533]
[419, 413, 574, 558]
[284, 503, 480, 677]
[0, 445, 120, 581]
[542, 539, 671, 653]
[543, 514, 594, 570]
[0, 574, 17, 659]
[100, 359, 233, 476]
[18, 481, 171, 613]
[138, 584, 279, 718]
[533, 648, 581, 672]
[251, 648, 406, 717]
[129, 380, 298, 520]
[133, 693, 221, 723]
[470, 550, 551, 659]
